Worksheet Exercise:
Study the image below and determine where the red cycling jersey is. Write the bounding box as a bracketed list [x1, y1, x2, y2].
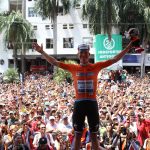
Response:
[58, 61, 111, 101]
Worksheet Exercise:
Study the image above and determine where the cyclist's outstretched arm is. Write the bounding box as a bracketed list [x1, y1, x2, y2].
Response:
[32, 42, 60, 66]
[104, 41, 133, 67]
[99, 41, 132, 68]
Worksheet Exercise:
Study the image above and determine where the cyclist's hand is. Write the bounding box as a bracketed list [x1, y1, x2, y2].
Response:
[32, 43, 44, 54]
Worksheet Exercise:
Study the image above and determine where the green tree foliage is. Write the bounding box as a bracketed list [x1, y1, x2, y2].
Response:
[73, 0, 150, 43]
[53, 60, 77, 83]
[0, 10, 34, 70]
[73, 0, 117, 37]
[3, 68, 19, 83]
[0, 11, 33, 51]
[143, 0, 150, 41]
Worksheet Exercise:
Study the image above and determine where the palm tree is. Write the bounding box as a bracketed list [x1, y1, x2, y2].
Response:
[3, 68, 19, 83]
[73, 0, 149, 41]
[34, 0, 71, 55]
[0, 10, 34, 75]
[115, 1, 144, 35]
[143, 0, 150, 45]
[114, 0, 150, 48]
[73, 0, 117, 38]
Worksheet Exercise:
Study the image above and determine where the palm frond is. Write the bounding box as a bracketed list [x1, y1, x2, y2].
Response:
[61, 0, 71, 14]
[35, 0, 57, 20]
[81, 0, 116, 36]
[0, 10, 34, 49]
[72, 0, 81, 8]
[144, 0, 150, 7]
[3, 68, 19, 83]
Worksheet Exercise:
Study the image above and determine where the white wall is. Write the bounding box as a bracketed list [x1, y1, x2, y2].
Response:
[25, 0, 94, 55]
[0, 0, 9, 12]
[0, 32, 9, 73]
[0, 0, 10, 73]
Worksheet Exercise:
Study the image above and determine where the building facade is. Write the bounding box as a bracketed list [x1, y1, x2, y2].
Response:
[0, 0, 150, 74]
[0, 0, 95, 73]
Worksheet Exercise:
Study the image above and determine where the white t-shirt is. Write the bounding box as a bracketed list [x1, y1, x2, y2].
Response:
[46, 122, 58, 132]
[33, 133, 54, 148]
[129, 122, 138, 136]
[57, 122, 72, 133]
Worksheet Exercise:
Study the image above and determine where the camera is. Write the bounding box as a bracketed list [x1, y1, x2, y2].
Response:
[121, 126, 127, 135]
[62, 134, 67, 141]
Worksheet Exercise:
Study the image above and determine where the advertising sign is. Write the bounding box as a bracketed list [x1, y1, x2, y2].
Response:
[95, 34, 122, 62]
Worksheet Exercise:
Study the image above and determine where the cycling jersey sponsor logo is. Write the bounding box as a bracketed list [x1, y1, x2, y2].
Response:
[77, 80, 94, 94]
[76, 72, 94, 76]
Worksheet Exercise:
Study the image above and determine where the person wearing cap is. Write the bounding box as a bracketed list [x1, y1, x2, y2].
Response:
[57, 115, 72, 134]
[37, 137, 51, 150]
[33, 39, 135, 150]
[43, 108, 51, 125]
[31, 115, 45, 132]
[33, 124, 54, 149]
[7, 111, 18, 127]
[21, 112, 30, 122]
[46, 116, 58, 133]
[44, 102, 51, 109]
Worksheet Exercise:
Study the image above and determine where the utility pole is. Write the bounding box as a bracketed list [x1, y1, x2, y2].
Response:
[140, 50, 145, 78]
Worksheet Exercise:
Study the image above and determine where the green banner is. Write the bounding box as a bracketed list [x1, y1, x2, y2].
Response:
[94, 34, 122, 62]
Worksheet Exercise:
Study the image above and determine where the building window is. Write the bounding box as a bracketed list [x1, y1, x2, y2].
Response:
[46, 39, 53, 49]
[63, 24, 67, 29]
[45, 25, 50, 30]
[30, 39, 37, 49]
[7, 42, 13, 49]
[28, 0, 32, 1]
[82, 37, 93, 48]
[28, 7, 37, 17]
[89, 24, 92, 29]
[10, 1, 22, 12]
[51, 24, 53, 29]
[63, 38, 74, 48]
[83, 24, 88, 28]
[69, 24, 74, 29]
[76, 4, 81, 9]
[33, 25, 37, 30]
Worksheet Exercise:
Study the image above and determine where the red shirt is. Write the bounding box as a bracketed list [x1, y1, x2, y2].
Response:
[31, 120, 45, 132]
[137, 119, 150, 146]
[145, 119, 150, 135]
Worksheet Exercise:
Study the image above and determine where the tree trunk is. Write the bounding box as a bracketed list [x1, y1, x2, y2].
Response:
[13, 49, 17, 69]
[22, 0, 26, 18]
[53, 15, 57, 56]
[21, 44, 25, 82]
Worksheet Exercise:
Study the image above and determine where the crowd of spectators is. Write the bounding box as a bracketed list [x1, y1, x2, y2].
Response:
[0, 70, 150, 150]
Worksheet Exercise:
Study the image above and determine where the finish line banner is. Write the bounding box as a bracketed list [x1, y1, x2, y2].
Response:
[94, 34, 122, 62]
